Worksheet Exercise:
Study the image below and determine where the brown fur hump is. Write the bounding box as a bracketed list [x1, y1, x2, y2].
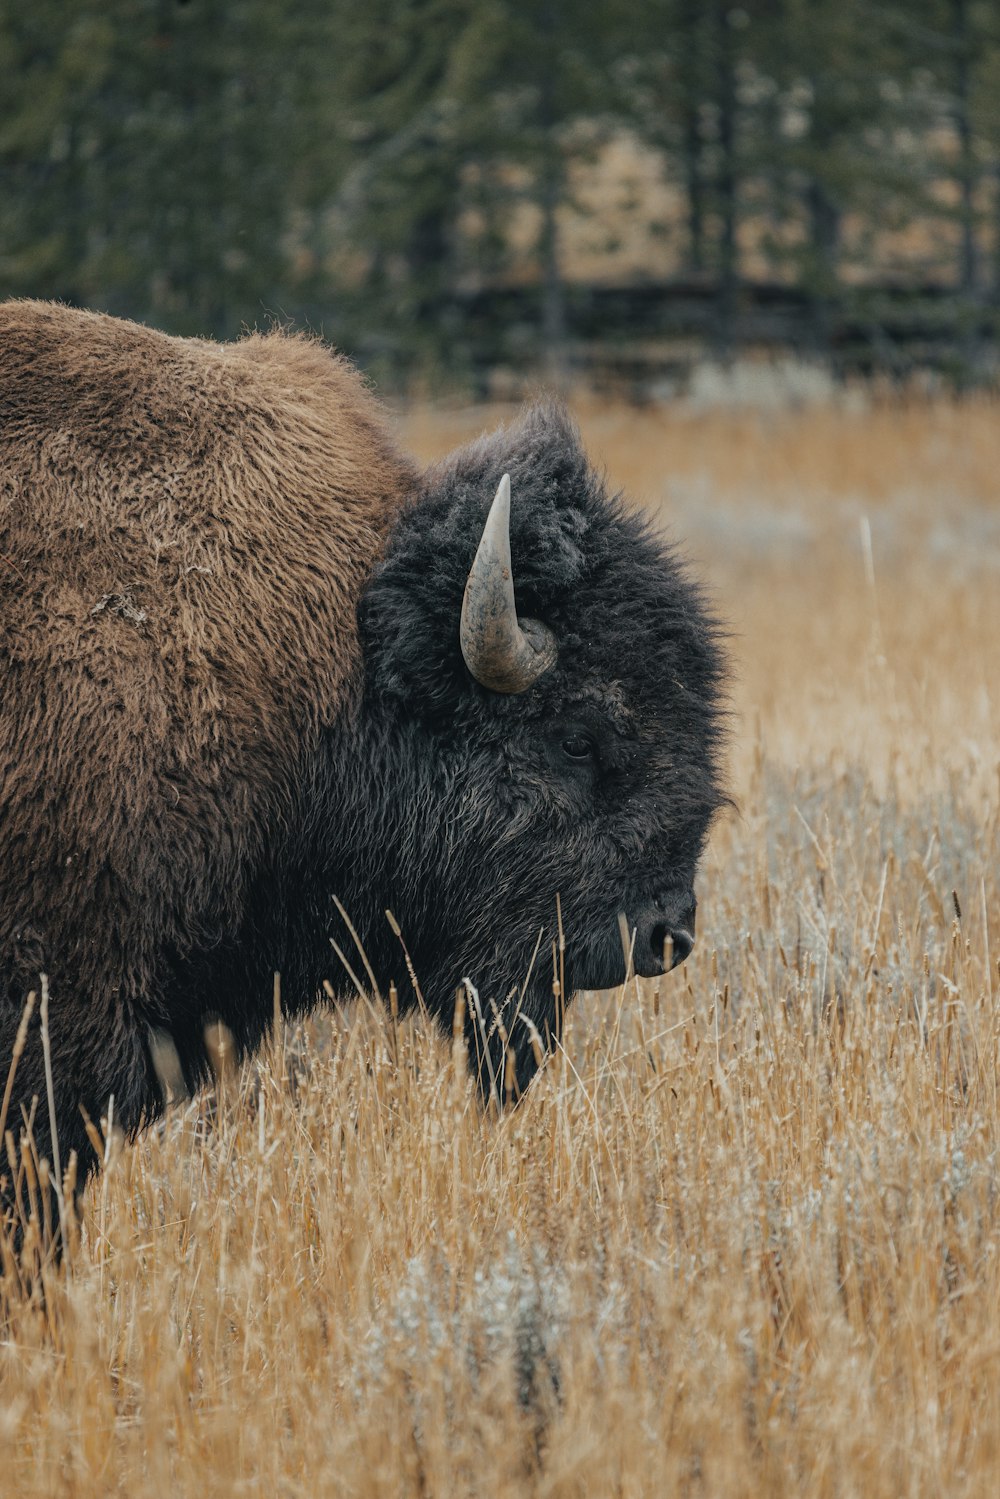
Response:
[0, 301, 414, 1076]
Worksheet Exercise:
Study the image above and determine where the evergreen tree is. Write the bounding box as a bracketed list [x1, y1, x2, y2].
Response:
[0, 2, 114, 302]
[0, 0, 335, 338]
[1, 0, 999, 382]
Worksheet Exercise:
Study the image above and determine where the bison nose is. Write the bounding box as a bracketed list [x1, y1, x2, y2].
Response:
[631, 898, 697, 977]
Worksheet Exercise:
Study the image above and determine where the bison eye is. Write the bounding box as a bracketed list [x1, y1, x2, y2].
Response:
[561, 734, 594, 761]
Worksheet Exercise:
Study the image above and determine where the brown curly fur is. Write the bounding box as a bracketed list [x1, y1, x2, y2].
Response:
[0, 301, 415, 1177]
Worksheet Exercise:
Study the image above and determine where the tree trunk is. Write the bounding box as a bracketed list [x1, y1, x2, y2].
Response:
[537, 0, 567, 387]
[679, 0, 706, 276]
[803, 87, 842, 358]
[713, 1, 738, 354]
[952, 0, 977, 296]
[538, 153, 567, 385]
[806, 177, 840, 354]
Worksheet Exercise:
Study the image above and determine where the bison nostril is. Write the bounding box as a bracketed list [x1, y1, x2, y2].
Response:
[649, 921, 668, 960]
[651, 922, 694, 970]
[671, 927, 695, 967]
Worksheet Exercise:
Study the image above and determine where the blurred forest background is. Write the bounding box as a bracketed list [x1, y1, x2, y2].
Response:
[2, 0, 1000, 393]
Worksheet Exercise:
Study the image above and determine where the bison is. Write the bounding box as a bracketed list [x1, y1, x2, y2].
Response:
[0, 300, 725, 1224]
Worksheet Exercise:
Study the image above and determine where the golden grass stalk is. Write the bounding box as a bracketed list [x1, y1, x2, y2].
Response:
[0, 395, 998, 1496]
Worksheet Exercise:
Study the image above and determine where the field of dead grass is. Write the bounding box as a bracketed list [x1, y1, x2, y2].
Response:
[2, 394, 1000, 1496]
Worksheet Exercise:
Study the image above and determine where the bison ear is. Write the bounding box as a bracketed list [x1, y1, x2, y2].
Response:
[460, 474, 558, 694]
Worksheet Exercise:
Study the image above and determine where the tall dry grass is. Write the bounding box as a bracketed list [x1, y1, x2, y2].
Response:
[2, 395, 1000, 1496]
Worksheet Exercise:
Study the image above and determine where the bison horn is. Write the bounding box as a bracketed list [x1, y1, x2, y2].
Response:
[460, 473, 558, 694]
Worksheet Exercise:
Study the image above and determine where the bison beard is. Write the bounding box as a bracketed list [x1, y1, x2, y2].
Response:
[0, 302, 726, 1239]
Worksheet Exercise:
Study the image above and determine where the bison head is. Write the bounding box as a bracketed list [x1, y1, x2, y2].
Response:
[339, 403, 727, 1098]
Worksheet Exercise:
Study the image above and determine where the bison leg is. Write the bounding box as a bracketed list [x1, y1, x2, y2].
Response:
[0, 988, 152, 1263]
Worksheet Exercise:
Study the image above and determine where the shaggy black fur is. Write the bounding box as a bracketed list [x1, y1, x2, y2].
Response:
[276, 403, 728, 1098]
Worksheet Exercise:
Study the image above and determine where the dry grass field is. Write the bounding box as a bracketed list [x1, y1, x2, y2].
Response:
[3, 393, 1000, 1496]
